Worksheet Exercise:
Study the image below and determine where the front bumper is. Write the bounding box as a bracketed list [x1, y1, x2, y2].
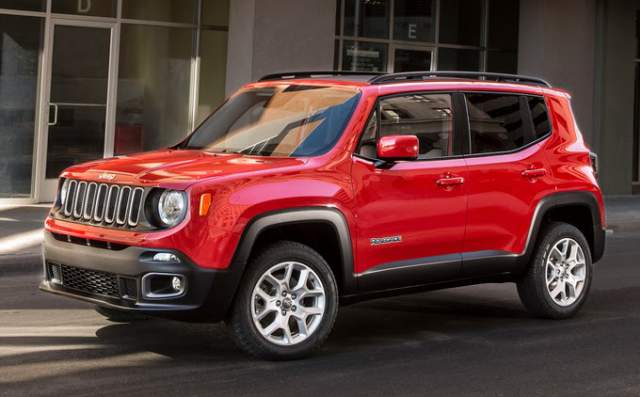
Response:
[40, 231, 240, 322]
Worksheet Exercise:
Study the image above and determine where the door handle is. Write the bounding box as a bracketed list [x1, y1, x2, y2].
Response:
[521, 168, 546, 178]
[48, 103, 59, 126]
[436, 176, 465, 187]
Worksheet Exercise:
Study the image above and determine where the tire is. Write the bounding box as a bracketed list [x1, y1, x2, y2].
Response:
[227, 241, 339, 360]
[517, 222, 593, 319]
[95, 305, 148, 323]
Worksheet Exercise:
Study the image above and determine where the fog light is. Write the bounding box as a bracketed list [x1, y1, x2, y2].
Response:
[152, 253, 180, 263]
[49, 264, 62, 284]
[171, 276, 183, 292]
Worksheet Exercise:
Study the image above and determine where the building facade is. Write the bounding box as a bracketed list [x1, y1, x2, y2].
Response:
[0, 0, 637, 203]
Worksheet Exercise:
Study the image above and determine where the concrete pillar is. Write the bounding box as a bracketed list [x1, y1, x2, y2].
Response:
[225, 0, 337, 95]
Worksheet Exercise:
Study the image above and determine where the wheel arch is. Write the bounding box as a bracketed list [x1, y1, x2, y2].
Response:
[523, 191, 606, 266]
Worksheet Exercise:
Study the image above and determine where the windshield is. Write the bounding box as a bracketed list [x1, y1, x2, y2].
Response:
[183, 84, 361, 157]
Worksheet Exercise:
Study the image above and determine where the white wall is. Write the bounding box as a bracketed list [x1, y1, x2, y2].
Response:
[225, 0, 336, 94]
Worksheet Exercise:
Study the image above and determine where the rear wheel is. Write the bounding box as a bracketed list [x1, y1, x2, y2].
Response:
[95, 305, 148, 323]
[517, 222, 593, 319]
[227, 241, 338, 360]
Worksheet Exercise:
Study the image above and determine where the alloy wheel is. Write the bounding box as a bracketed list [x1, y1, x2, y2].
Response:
[250, 261, 326, 346]
[545, 238, 587, 307]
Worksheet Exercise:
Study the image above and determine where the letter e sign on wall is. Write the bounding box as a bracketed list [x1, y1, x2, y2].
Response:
[408, 23, 417, 40]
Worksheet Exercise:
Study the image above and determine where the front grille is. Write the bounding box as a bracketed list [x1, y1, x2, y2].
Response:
[59, 264, 120, 298]
[61, 179, 145, 229]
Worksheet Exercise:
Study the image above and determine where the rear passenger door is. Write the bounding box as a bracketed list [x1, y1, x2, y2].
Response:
[462, 93, 554, 276]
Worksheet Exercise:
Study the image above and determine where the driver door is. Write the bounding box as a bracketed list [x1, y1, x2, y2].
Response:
[352, 92, 468, 292]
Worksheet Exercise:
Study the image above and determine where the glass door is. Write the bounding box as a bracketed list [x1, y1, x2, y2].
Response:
[392, 46, 434, 72]
[37, 20, 116, 202]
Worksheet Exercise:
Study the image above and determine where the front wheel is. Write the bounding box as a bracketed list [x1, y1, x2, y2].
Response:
[227, 241, 339, 360]
[517, 222, 593, 319]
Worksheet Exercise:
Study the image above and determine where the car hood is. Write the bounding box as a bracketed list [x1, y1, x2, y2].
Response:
[62, 149, 307, 188]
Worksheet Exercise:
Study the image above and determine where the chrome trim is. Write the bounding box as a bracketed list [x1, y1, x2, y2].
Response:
[72, 181, 87, 218]
[115, 186, 131, 225]
[127, 188, 145, 227]
[63, 180, 77, 216]
[83, 182, 98, 220]
[93, 184, 109, 222]
[104, 185, 120, 224]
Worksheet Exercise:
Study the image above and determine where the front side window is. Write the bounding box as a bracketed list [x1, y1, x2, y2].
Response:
[466, 93, 526, 154]
[358, 93, 454, 160]
[184, 85, 361, 157]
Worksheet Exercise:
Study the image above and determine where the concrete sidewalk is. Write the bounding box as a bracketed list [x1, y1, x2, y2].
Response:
[1, 197, 639, 274]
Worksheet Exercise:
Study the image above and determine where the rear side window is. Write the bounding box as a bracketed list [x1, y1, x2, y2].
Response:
[466, 93, 526, 154]
[378, 94, 454, 160]
[527, 96, 551, 139]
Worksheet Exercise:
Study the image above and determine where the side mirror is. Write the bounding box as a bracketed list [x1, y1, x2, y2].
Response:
[377, 135, 419, 161]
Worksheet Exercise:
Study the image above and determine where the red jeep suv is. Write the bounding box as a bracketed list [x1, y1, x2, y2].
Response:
[41, 71, 606, 360]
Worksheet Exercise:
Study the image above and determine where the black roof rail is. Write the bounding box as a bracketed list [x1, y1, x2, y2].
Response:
[259, 70, 384, 82]
[368, 71, 552, 88]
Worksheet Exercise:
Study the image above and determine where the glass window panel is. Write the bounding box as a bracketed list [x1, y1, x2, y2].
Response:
[487, 50, 518, 73]
[527, 96, 551, 140]
[393, 48, 432, 72]
[380, 94, 454, 160]
[344, 0, 389, 39]
[342, 40, 387, 72]
[116, 25, 193, 155]
[196, 29, 228, 126]
[393, 0, 435, 43]
[202, 0, 229, 26]
[46, 25, 111, 179]
[439, 0, 482, 46]
[122, 0, 197, 24]
[467, 93, 526, 154]
[52, 0, 117, 17]
[437, 48, 480, 71]
[0, 0, 45, 11]
[0, 15, 42, 197]
[488, 0, 519, 50]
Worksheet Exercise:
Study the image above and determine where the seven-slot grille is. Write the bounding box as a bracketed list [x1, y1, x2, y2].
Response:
[62, 179, 145, 228]
[59, 264, 120, 298]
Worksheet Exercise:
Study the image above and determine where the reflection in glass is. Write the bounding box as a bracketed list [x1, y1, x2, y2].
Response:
[487, 50, 518, 74]
[202, 0, 229, 26]
[46, 25, 111, 179]
[342, 40, 387, 72]
[344, 0, 389, 39]
[52, 0, 117, 17]
[116, 25, 193, 155]
[196, 29, 228, 125]
[439, 0, 482, 46]
[438, 48, 480, 71]
[122, 0, 197, 24]
[393, 48, 431, 72]
[488, 0, 519, 50]
[393, 0, 435, 43]
[0, 15, 43, 197]
[0, 0, 45, 11]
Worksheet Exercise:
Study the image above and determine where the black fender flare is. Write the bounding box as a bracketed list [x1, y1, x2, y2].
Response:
[225, 207, 356, 302]
[520, 191, 606, 266]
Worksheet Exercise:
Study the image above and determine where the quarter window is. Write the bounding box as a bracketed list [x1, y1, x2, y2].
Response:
[378, 94, 454, 160]
[527, 96, 551, 139]
[466, 93, 526, 154]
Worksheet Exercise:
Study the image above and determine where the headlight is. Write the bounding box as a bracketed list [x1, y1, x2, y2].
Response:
[59, 179, 69, 206]
[157, 190, 187, 227]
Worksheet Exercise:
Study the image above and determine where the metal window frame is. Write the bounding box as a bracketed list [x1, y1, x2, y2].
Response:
[0, 0, 228, 203]
[335, 0, 495, 73]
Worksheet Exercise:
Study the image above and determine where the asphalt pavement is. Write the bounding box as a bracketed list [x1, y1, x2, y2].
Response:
[1, 230, 640, 396]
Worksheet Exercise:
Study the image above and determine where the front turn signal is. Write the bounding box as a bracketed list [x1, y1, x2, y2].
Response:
[199, 193, 212, 216]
